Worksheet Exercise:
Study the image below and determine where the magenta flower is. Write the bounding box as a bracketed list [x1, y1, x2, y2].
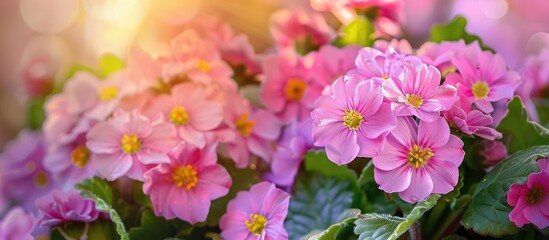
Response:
[518, 49, 549, 121]
[36, 190, 99, 227]
[373, 117, 464, 203]
[311, 75, 396, 165]
[147, 83, 223, 149]
[260, 49, 323, 123]
[86, 111, 178, 181]
[351, 47, 422, 82]
[446, 42, 520, 113]
[0, 207, 34, 240]
[508, 164, 549, 229]
[480, 140, 508, 170]
[383, 64, 458, 122]
[416, 40, 466, 77]
[312, 44, 361, 86]
[443, 98, 502, 140]
[219, 182, 290, 240]
[143, 143, 231, 223]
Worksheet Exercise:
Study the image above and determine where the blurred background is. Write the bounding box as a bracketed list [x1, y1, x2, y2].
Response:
[1, 0, 549, 148]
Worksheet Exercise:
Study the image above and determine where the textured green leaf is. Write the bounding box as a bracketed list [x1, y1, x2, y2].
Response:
[497, 97, 549, 153]
[128, 210, 191, 240]
[429, 16, 493, 51]
[333, 17, 375, 47]
[77, 177, 129, 240]
[461, 145, 549, 236]
[305, 151, 357, 182]
[354, 194, 440, 240]
[285, 174, 355, 239]
[307, 209, 361, 240]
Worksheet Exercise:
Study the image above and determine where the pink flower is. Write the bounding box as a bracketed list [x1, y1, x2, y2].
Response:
[518, 49, 549, 121]
[270, 9, 335, 50]
[351, 47, 422, 82]
[374, 39, 413, 55]
[220, 34, 263, 76]
[373, 117, 464, 203]
[443, 98, 502, 140]
[143, 143, 231, 223]
[260, 49, 323, 123]
[86, 111, 178, 181]
[311, 75, 396, 165]
[146, 83, 223, 149]
[312, 44, 361, 86]
[383, 64, 458, 122]
[416, 40, 466, 77]
[508, 162, 549, 229]
[36, 190, 99, 227]
[0, 207, 34, 240]
[127, 48, 161, 91]
[480, 140, 508, 169]
[219, 182, 290, 240]
[446, 42, 520, 113]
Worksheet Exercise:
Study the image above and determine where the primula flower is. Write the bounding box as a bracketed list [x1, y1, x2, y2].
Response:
[480, 140, 508, 170]
[261, 49, 323, 123]
[508, 161, 549, 229]
[219, 182, 290, 240]
[143, 143, 231, 223]
[270, 9, 335, 51]
[0, 207, 34, 240]
[373, 117, 464, 203]
[146, 83, 223, 149]
[517, 49, 549, 121]
[311, 75, 396, 165]
[36, 190, 99, 227]
[416, 40, 466, 77]
[312, 44, 361, 86]
[383, 64, 458, 122]
[374, 39, 413, 55]
[351, 47, 422, 82]
[443, 98, 502, 140]
[86, 111, 178, 181]
[446, 42, 520, 113]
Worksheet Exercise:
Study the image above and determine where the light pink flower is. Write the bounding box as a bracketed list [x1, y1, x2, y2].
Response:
[312, 44, 361, 86]
[480, 140, 508, 170]
[374, 39, 413, 55]
[36, 190, 100, 227]
[416, 40, 466, 77]
[383, 64, 458, 122]
[0, 207, 34, 240]
[518, 49, 549, 122]
[220, 34, 263, 76]
[86, 111, 178, 181]
[373, 117, 464, 203]
[219, 182, 290, 240]
[508, 162, 549, 229]
[260, 49, 323, 123]
[443, 98, 502, 140]
[146, 83, 223, 149]
[143, 143, 231, 223]
[445, 42, 520, 113]
[351, 47, 422, 82]
[270, 9, 335, 50]
[127, 48, 161, 91]
[311, 75, 396, 165]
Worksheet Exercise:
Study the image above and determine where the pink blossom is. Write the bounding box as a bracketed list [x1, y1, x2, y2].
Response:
[143, 143, 231, 223]
[311, 75, 396, 165]
[36, 190, 99, 227]
[220, 34, 263, 76]
[443, 98, 502, 140]
[383, 64, 458, 122]
[480, 140, 508, 169]
[127, 48, 161, 91]
[146, 83, 223, 149]
[260, 49, 323, 123]
[351, 47, 422, 82]
[219, 182, 290, 240]
[86, 111, 178, 181]
[0, 207, 34, 240]
[508, 163, 549, 229]
[517, 49, 549, 121]
[445, 42, 520, 113]
[270, 9, 335, 50]
[373, 117, 464, 203]
[312, 44, 361, 86]
[416, 40, 466, 77]
[374, 39, 413, 55]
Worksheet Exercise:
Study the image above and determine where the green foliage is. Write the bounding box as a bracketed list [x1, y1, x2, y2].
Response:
[305, 151, 358, 182]
[128, 210, 192, 240]
[26, 97, 45, 129]
[77, 177, 129, 240]
[358, 161, 398, 214]
[461, 145, 549, 236]
[354, 194, 441, 240]
[96, 54, 126, 79]
[429, 16, 493, 51]
[333, 17, 375, 47]
[497, 97, 549, 153]
[285, 173, 355, 239]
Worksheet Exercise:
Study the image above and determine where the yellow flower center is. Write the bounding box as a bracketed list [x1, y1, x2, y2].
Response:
[441, 66, 457, 77]
[236, 112, 256, 137]
[98, 86, 118, 102]
[406, 94, 423, 108]
[34, 171, 49, 187]
[472, 82, 490, 99]
[121, 133, 142, 154]
[196, 59, 211, 73]
[381, 74, 389, 80]
[71, 145, 90, 168]
[527, 186, 545, 205]
[245, 214, 268, 235]
[408, 144, 433, 168]
[169, 106, 190, 126]
[172, 165, 198, 190]
[284, 79, 308, 101]
[342, 109, 363, 130]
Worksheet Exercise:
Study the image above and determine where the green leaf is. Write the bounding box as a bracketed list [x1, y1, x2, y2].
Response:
[305, 151, 357, 182]
[461, 145, 549, 236]
[333, 17, 375, 47]
[27, 97, 46, 129]
[77, 177, 129, 240]
[497, 97, 549, 153]
[429, 16, 493, 51]
[354, 194, 440, 240]
[357, 161, 374, 188]
[441, 172, 464, 202]
[96, 54, 126, 79]
[307, 209, 361, 240]
[128, 210, 192, 240]
[285, 174, 355, 239]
